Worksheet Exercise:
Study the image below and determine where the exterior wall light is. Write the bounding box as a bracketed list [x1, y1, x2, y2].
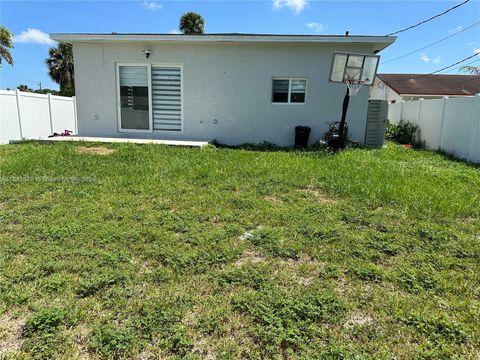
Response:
[142, 50, 152, 58]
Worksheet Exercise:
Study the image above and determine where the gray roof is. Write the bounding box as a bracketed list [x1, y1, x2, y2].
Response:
[378, 74, 480, 96]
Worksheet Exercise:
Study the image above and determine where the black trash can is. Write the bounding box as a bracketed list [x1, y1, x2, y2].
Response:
[295, 126, 311, 149]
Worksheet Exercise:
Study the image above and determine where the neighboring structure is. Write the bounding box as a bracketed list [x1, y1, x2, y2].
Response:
[370, 74, 480, 103]
[51, 33, 395, 146]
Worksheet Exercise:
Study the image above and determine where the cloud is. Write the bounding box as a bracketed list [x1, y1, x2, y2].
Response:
[421, 53, 442, 64]
[140, 1, 163, 11]
[13, 28, 56, 45]
[273, 0, 308, 14]
[305, 22, 324, 32]
[447, 25, 462, 34]
[420, 53, 430, 63]
[169, 29, 182, 34]
[468, 41, 475, 46]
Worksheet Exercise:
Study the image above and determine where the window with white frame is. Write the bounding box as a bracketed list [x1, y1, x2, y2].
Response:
[272, 78, 307, 104]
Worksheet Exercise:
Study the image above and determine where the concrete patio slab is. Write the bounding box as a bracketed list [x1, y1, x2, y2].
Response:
[35, 136, 211, 147]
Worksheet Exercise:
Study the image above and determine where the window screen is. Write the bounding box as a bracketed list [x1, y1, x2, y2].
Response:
[272, 79, 289, 103]
[272, 78, 307, 104]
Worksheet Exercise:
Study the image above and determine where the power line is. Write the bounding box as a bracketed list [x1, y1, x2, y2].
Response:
[376, 73, 480, 95]
[440, 58, 480, 74]
[385, 0, 471, 36]
[382, 20, 480, 64]
[376, 59, 480, 90]
[383, 53, 480, 82]
[415, 53, 480, 78]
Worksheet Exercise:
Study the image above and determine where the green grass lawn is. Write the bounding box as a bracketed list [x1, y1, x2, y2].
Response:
[0, 141, 479, 359]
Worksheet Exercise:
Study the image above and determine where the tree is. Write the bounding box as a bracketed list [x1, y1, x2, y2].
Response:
[17, 84, 33, 92]
[45, 44, 75, 96]
[459, 66, 480, 75]
[34, 88, 59, 95]
[0, 26, 14, 65]
[179, 12, 205, 35]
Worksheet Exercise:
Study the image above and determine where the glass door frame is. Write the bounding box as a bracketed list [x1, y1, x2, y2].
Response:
[116, 63, 154, 133]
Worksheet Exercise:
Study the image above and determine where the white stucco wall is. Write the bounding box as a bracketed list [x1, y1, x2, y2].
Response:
[73, 41, 376, 146]
[369, 76, 403, 103]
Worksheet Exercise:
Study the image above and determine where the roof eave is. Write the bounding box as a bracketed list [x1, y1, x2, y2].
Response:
[50, 33, 396, 51]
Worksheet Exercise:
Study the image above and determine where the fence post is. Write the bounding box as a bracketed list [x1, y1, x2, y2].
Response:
[417, 98, 424, 123]
[467, 94, 480, 162]
[400, 100, 405, 122]
[47, 93, 54, 135]
[72, 96, 78, 134]
[416, 98, 424, 145]
[15, 90, 24, 140]
[438, 96, 448, 150]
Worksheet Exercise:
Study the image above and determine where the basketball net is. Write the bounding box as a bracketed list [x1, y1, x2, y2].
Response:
[345, 79, 364, 96]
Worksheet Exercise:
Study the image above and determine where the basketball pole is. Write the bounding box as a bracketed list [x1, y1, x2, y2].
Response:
[338, 87, 350, 149]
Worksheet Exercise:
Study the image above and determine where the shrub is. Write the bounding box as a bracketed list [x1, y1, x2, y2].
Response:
[386, 120, 420, 145]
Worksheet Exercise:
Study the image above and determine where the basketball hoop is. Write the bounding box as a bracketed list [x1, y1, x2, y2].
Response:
[327, 52, 381, 149]
[345, 79, 364, 96]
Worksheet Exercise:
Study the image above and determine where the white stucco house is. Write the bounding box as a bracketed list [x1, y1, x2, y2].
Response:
[50, 33, 395, 146]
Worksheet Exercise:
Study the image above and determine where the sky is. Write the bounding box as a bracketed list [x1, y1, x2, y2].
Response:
[0, 0, 479, 90]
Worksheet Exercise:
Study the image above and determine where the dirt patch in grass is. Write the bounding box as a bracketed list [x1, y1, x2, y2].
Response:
[234, 250, 267, 266]
[191, 334, 216, 360]
[71, 324, 90, 360]
[285, 253, 313, 265]
[257, 253, 318, 288]
[335, 276, 348, 295]
[297, 188, 338, 204]
[297, 276, 314, 286]
[344, 312, 374, 328]
[264, 196, 283, 205]
[0, 314, 24, 358]
[76, 147, 114, 155]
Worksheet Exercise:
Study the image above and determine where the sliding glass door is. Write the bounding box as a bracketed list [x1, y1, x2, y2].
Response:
[118, 65, 152, 132]
[151, 66, 182, 131]
[117, 64, 183, 133]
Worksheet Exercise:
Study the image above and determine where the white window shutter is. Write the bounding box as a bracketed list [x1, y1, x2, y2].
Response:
[151, 67, 182, 131]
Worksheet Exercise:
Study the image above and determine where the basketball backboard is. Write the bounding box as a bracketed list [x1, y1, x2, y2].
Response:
[329, 52, 380, 86]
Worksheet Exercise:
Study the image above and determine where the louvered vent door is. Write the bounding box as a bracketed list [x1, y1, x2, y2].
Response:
[151, 67, 182, 131]
[365, 100, 388, 147]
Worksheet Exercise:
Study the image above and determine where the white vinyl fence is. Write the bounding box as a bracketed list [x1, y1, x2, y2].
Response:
[0, 90, 77, 145]
[388, 94, 480, 163]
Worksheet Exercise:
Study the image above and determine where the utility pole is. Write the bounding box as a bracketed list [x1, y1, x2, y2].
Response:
[38, 82, 42, 90]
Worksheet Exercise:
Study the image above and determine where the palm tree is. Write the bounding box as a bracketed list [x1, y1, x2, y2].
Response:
[459, 65, 480, 75]
[0, 26, 14, 65]
[17, 84, 33, 92]
[45, 44, 75, 96]
[179, 12, 205, 35]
